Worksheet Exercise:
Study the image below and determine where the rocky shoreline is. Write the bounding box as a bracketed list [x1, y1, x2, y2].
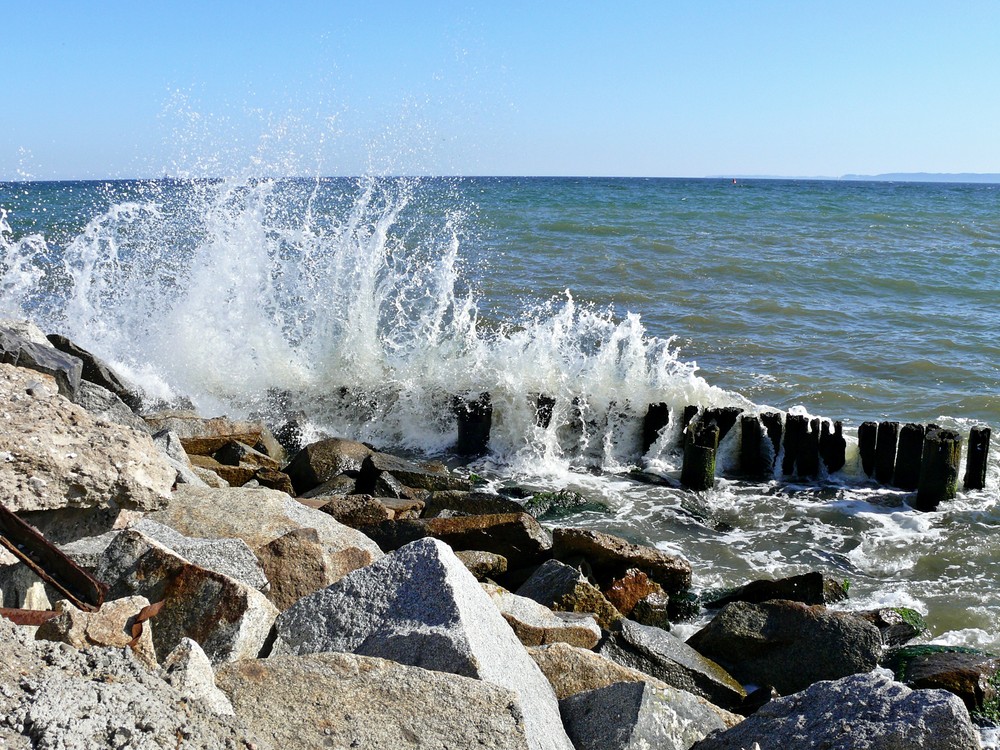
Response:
[0, 318, 993, 749]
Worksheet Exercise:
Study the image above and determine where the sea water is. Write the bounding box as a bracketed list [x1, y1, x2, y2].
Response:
[1, 175, 999, 656]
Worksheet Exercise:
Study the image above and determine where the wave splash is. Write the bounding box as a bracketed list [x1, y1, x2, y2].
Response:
[0, 176, 728, 471]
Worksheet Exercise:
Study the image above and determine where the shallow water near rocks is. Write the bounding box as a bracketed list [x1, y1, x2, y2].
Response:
[2, 174, 998, 664]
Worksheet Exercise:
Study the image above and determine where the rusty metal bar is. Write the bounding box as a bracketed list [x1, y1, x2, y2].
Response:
[0, 607, 59, 626]
[0, 503, 108, 612]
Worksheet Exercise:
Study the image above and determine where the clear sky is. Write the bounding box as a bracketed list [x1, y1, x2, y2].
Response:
[5, 1, 1000, 179]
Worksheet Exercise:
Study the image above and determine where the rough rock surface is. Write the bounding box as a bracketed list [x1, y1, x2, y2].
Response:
[553, 527, 692, 593]
[35, 596, 157, 667]
[151, 428, 208, 486]
[561, 680, 728, 750]
[422, 489, 525, 518]
[886, 644, 1000, 714]
[687, 599, 882, 695]
[74, 380, 150, 433]
[272, 537, 574, 750]
[0, 616, 268, 749]
[97, 529, 279, 663]
[46, 332, 143, 411]
[254, 527, 330, 611]
[143, 410, 265, 456]
[0, 362, 174, 513]
[218, 652, 530, 750]
[484, 583, 602, 649]
[703, 571, 849, 608]
[604, 568, 666, 617]
[457, 549, 509, 579]
[318, 493, 394, 526]
[601, 618, 746, 709]
[160, 638, 235, 716]
[0, 326, 82, 400]
[516, 559, 622, 629]
[149, 484, 382, 587]
[283, 437, 374, 495]
[358, 450, 471, 492]
[691, 671, 979, 750]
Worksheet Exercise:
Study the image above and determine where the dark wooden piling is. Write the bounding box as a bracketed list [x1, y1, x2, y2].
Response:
[915, 426, 962, 511]
[453, 392, 493, 456]
[681, 405, 700, 432]
[534, 394, 556, 429]
[642, 402, 670, 454]
[782, 415, 808, 476]
[893, 423, 925, 491]
[796, 418, 821, 478]
[963, 426, 991, 491]
[703, 406, 744, 443]
[740, 415, 774, 480]
[858, 421, 878, 478]
[819, 420, 846, 474]
[681, 421, 719, 491]
[760, 412, 783, 464]
[875, 421, 900, 485]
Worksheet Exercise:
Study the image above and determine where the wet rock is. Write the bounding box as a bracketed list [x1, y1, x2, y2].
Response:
[296, 471, 359, 498]
[561, 680, 728, 750]
[361, 512, 552, 567]
[422, 489, 524, 517]
[319, 493, 394, 526]
[601, 618, 746, 709]
[272, 537, 574, 750]
[217, 652, 530, 750]
[152, 428, 209, 487]
[524, 489, 596, 519]
[46, 333, 143, 411]
[703, 571, 849, 609]
[553, 527, 691, 594]
[357, 450, 471, 493]
[283, 437, 374, 495]
[149, 484, 382, 589]
[35, 596, 156, 666]
[0, 327, 82, 400]
[213, 440, 279, 470]
[687, 600, 882, 695]
[143, 409, 266, 456]
[97, 529, 279, 663]
[858, 607, 927, 647]
[632, 590, 673, 629]
[74, 380, 150, 433]
[885, 644, 1000, 717]
[190, 454, 258, 486]
[484, 583, 601, 649]
[0, 362, 174, 513]
[516, 559, 623, 630]
[604, 568, 666, 618]
[160, 638, 235, 716]
[457, 549, 509, 580]
[691, 671, 979, 750]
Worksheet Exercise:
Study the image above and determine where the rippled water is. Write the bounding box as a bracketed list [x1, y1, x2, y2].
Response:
[1, 175, 998, 654]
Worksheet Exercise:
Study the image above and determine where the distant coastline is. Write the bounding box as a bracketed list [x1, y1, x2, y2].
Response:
[713, 173, 1000, 184]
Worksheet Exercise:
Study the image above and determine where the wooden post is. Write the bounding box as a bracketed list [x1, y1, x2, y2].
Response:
[453, 392, 492, 456]
[534, 394, 556, 429]
[858, 421, 878, 478]
[819, 420, 846, 474]
[760, 412, 783, 465]
[893, 423, 925, 491]
[963, 426, 991, 491]
[681, 421, 719, 490]
[642, 403, 670, 454]
[794, 418, 821, 478]
[915, 426, 962, 511]
[681, 405, 699, 432]
[875, 421, 900, 485]
[740, 415, 772, 479]
[782, 414, 808, 475]
[702, 406, 744, 443]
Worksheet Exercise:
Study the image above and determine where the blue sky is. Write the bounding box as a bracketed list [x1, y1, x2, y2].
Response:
[5, 2, 1000, 179]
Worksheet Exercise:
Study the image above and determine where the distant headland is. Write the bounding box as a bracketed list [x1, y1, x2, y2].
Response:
[840, 172, 1000, 183]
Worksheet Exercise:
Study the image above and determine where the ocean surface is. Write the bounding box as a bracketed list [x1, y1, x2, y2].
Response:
[2, 175, 999, 655]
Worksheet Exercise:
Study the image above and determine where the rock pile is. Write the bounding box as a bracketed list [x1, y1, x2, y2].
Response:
[0, 321, 987, 749]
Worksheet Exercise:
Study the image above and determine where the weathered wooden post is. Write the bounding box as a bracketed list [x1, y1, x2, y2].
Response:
[642, 402, 670, 454]
[681, 405, 700, 433]
[782, 414, 808, 476]
[681, 420, 719, 491]
[858, 421, 878, 478]
[760, 412, 783, 462]
[963, 426, 991, 491]
[453, 392, 492, 456]
[893, 423, 925, 491]
[534, 394, 556, 429]
[819, 420, 846, 474]
[875, 421, 900, 485]
[914, 426, 962, 511]
[740, 415, 770, 479]
[703, 406, 743, 443]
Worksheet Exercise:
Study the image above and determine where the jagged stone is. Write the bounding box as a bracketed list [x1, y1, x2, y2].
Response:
[703, 571, 849, 609]
[297, 472, 359, 498]
[0, 362, 174, 513]
[601, 618, 746, 709]
[553, 527, 691, 593]
[561, 680, 727, 750]
[35, 596, 157, 667]
[283, 437, 374, 495]
[0, 327, 82, 400]
[457, 549, 509, 579]
[213, 440, 279, 469]
[251, 467, 294, 494]
[604, 568, 666, 618]
[192, 465, 230, 487]
[254, 528, 332, 611]
[319, 494, 393, 526]
[271, 538, 574, 750]
[885, 645, 1000, 716]
[74, 380, 150, 433]
[97, 529, 279, 663]
[151, 428, 209, 487]
[858, 607, 926, 647]
[687, 600, 882, 695]
[422, 490, 525, 518]
[357, 450, 471, 493]
[143, 409, 265, 456]
[217, 652, 530, 750]
[46, 333, 143, 411]
[516, 559, 622, 630]
[160, 638, 235, 716]
[484, 583, 601, 648]
[691, 671, 979, 750]
[190, 454, 257, 486]
[148, 484, 382, 589]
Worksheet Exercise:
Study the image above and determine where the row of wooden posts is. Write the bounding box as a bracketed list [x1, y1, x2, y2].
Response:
[451, 393, 992, 512]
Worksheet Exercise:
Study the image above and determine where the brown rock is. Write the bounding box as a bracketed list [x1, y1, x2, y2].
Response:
[35, 596, 157, 666]
[553, 527, 691, 593]
[252, 468, 294, 495]
[456, 550, 509, 580]
[517, 559, 622, 630]
[484, 583, 602, 649]
[283, 438, 374, 495]
[380, 496, 426, 519]
[422, 490, 524, 518]
[319, 494, 394, 527]
[143, 410, 265, 456]
[189, 455, 256, 486]
[213, 440, 280, 470]
[603, 569, 665, 618]
[297, 473, 358, 499]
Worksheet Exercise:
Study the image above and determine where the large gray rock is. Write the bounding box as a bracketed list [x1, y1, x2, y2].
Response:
[148, 484, 383, 590]
[687, 600, 883, 695]
[217, 652, 531, 750]
[691, 671, 979, 750]
[97, 529, 279, 663]
[160, 638, 235, 716]
[151, 428, 209, 487]
[46, 332, 143, 411]
[272, 537, 574, 750]
[283, 437, 374, 495]
[561, 680, 728, 750]
[0, 616, 269, 749]
[601, 618, 746, 709]
[484, 583, 601, 649]
[358, 450, 471, 493]
[143, 410, 267, 456]
[74, 380, 150, 433]
[0, 326, 82, 400]
[517, 558, 622, 630]
[0, 362, 174, 513]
